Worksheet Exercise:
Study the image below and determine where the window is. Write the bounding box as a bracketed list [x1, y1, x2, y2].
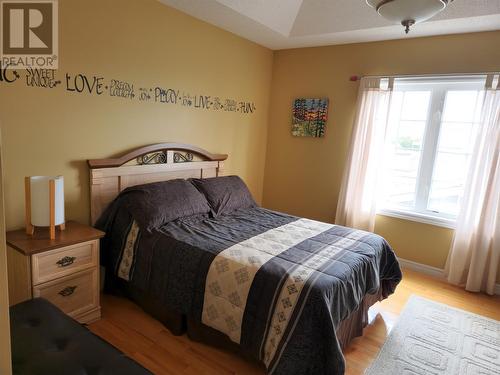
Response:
[378, 76, 486, 227]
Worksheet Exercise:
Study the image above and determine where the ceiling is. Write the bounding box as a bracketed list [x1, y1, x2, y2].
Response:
[158, 0, 500, 50]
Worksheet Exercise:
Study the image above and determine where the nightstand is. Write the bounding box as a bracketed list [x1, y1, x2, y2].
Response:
[6, 221, 105, 324]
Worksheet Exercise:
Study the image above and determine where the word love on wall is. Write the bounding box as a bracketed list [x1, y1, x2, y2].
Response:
[1, 67, 257, 115]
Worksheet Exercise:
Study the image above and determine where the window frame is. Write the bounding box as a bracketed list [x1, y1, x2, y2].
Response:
[376, 76, 486, 228]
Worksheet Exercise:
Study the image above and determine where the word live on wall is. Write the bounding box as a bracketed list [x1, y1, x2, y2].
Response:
[0, 66, 257, 114]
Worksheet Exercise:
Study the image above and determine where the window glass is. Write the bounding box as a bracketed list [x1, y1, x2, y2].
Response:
[380, 91, 430, 209]
[377, 78, 485, 222]
[427, 90, 483, 216]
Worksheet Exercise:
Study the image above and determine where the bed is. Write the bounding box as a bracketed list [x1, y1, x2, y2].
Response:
[88, 143, 402, 375]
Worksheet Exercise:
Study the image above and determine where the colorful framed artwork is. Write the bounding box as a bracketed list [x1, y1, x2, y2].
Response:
[291, 98, 329, 137]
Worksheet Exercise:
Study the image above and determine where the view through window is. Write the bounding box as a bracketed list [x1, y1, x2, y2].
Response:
[378, 76, 485, 224]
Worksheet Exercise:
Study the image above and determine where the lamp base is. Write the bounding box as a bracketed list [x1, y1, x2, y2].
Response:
[26, 223, 66, 240]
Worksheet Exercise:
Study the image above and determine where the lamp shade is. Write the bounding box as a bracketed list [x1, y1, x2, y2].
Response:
[366, 0, 448, 24]
[29, 176, 65, 226]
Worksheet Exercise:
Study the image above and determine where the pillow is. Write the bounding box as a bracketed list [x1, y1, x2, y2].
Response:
[190, 175, 257, 216]
[119, 179, 211, 232]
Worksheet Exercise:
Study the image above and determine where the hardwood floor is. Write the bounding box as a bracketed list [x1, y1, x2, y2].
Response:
[88, 269, 500, 375]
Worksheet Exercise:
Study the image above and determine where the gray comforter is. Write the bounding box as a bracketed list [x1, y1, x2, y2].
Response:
[97, 204, 402, 375]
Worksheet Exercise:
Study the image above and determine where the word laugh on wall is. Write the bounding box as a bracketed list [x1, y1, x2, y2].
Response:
[1, 67, 257, 114]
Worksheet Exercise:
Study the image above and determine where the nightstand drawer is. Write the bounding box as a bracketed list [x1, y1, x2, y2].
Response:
[31, 240, 98, 285]
[32, 268, 99, 318]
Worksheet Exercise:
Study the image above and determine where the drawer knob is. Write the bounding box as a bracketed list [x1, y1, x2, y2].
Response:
[58, 285, 77, 297]
[56, 256, 76, 267]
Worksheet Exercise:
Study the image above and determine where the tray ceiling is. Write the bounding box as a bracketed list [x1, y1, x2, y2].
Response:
[158, 0, 500, 49]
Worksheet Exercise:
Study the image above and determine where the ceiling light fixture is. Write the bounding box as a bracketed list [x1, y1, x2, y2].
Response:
[366, 0, 454, 34]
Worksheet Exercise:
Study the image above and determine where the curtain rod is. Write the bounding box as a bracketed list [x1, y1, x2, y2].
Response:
[349, 72, 499, 82]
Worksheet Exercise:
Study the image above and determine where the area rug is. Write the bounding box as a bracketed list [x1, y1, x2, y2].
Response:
[365, 295, 499, 375]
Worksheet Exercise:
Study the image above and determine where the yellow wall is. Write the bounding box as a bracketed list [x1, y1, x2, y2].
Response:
[0, 0, 273, 230]
[263, 31, 500, 269]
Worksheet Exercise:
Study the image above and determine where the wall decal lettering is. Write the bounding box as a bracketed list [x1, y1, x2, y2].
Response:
[154, 87, 179, 104]
[0, 64, 20, 83]
[26, 68, 61, 88]
[0, 66, 256, 115]
[65, 73, 105, 95]
[110, 79, 135, 99]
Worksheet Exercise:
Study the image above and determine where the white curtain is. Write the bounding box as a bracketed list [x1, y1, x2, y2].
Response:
[445, 74, 500, 295]
[335, 77, 393, 231]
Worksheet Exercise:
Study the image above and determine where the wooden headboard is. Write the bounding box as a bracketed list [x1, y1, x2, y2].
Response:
[87, 143, 227, 224]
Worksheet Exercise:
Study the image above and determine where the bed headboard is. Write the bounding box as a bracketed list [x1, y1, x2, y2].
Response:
[87, 143, 227, 225]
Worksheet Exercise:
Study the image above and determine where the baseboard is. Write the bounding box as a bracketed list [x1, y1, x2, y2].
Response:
[397, 257, 500, 296]
[398, 258, 445, 279]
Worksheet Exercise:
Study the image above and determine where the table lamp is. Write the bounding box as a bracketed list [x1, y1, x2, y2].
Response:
[25, 176, 65, 239]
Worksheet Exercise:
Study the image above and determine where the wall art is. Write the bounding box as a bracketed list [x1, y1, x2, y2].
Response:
[292, 98, 329, 137]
